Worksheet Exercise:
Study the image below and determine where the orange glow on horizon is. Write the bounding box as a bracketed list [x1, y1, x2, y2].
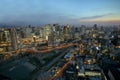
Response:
[79, 15, 120, 24]
[80, 19, 120, 23]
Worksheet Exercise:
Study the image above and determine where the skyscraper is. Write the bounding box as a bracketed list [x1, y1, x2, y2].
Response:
[9, 28, 18, 51]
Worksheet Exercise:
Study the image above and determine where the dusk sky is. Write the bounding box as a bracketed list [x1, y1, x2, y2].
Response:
[0, 0, 120, 26]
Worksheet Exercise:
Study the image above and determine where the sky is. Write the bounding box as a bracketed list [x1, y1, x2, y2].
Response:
[0, 0, 120, 26]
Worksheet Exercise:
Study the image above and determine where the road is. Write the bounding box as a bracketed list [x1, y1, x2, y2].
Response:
[26, 43, 75, 53]
[48, 50, 75, 80]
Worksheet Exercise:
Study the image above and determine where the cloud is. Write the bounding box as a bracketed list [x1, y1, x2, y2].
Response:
[0, 13, 70, 25]
[0, 13, 80, 26]
[80, 13, 113, 20]
[0, 13, 119, 26]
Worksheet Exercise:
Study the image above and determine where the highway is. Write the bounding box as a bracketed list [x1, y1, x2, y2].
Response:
[48, 50, 75, 80]
[26, 43, 75, 53]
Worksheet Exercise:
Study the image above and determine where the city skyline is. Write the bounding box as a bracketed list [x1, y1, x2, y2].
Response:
[0, 0, 120, 26]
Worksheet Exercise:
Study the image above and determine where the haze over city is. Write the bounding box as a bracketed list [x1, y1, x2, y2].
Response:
[0, 0, 120, 26]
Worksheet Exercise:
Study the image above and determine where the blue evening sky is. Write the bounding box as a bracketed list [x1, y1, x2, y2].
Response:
[0, 0, 120, 26]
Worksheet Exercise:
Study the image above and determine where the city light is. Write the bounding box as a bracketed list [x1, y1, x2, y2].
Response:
[0, 0, 120, 80]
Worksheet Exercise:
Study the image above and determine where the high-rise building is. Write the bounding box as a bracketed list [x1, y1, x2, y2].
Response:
[0, 30, 3, 42]
[63, 25, 70, 41]
[9, 28, 18, 51]
[24, 27, 32, 38]
[43, 24, 51, 40]
[80, 25, 86, 35]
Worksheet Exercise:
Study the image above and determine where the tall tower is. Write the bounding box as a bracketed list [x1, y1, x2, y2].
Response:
[9, 28, 18, 51]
